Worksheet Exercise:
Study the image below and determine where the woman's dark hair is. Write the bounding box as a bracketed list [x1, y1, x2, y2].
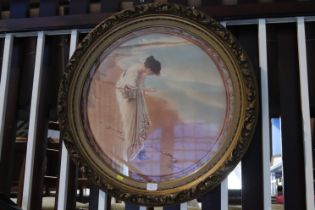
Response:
[144, 56, 161, 75]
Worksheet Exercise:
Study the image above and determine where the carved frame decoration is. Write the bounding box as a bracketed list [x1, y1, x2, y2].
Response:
[58, 3, 258, 206]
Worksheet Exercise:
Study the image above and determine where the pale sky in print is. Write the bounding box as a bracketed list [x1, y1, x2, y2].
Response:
[99, 33, 227, 125]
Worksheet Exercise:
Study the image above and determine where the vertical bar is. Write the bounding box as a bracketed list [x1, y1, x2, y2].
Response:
[30, 34, 51, 209]
[180, 202, 188, 210]
[304, 22, 315, 121]
[126, 204, 141, 210]
[229, 24, 263, 210]
[98, 190, 108, 210]
[106, 194, 111, 210]
[278, 23, 306, 210]
[66, 163, 78, 210]
[246, 27, 264, 207]
[221, 179, 228, 210]
[21, 31, 45, 210]
[0, 39, 4, 79]
[220, 21, 229, 210]
[0, 37, 35, 199]
[297, 16, 315, 210]
[180, 203, 188, 210]
[164, 204, 180, 210]
[0, 34, 13, 159]
[90, 186, 100, 210]
[312, 119, 315, 142]
[57, 29, 78, 210]
[258, 18, 272, 210]
[201, 185, 221, 210]
[265, 24, 280, 118]
[241, 102, 263, 210]
[0, 35, 16, 196]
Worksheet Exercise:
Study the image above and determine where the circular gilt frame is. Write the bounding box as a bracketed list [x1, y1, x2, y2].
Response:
[58, 3, 258, 206]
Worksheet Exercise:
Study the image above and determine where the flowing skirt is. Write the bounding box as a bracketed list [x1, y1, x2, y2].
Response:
[116, 89, 151, 161]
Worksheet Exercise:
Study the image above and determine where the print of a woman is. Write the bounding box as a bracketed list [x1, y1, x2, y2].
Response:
[116, 56, 161, 161]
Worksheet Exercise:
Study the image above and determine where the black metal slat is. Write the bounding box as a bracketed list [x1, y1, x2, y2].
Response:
[305, 22, 315, 118]
[27, 35, 54, 210]
[15, 38, 37, 206]
[89, 189, 109, 210]
[0, 12, 33, 201]
[47, 36, 67, 121]
[276, 23, 306, 210]
[228, 25, 264, 210]
[4, 12, 31, 197]
[240, 26, 264, 210]
[200, 185, 221, 210]
[163, 204, 180, 210]
[266, 25, 281, 118]
[51, 35, 79, 209]
[126, 203, 141, 210]
[0, 38, 24, 197]
[65, 148, 79, 209]
[17, 40, 37, 118]
[306, 21, 315, 192]
[89, 189, 111, 210]
[89, 187, 100, 210]
[0, 39, 4, 81]
[241, 115, 263, 210]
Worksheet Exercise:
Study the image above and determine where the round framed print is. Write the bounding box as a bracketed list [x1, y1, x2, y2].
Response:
[58, 3, 258, 206]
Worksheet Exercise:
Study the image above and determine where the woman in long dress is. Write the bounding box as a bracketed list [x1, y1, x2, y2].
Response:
[116, 56, 161, 161]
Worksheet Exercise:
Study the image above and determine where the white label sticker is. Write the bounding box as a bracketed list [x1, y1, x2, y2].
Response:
[146, 183, 158, 191]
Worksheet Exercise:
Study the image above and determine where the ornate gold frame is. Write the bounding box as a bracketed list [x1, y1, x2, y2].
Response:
[58, 3, 258, 206]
